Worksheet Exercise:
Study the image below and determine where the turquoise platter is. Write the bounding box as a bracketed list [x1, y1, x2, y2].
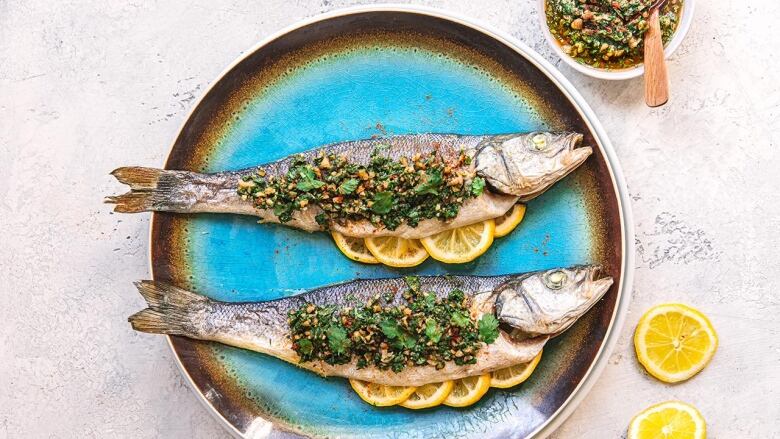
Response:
[149, 6, 632, 439]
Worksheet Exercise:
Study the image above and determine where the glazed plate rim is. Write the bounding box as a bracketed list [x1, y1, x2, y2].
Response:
[147, 4, 636, 438]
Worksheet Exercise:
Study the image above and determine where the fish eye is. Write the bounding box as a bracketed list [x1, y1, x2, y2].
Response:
[529, 133, 548, 151]
[544, 270, 567, 289]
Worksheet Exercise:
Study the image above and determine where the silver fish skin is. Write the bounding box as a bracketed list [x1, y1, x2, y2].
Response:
[107, 132, 590, 239]
[129, 265, 612, 386]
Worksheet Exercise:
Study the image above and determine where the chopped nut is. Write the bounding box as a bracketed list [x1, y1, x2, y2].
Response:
[447, 175, 463, 187]
[582, 9, 593, 20]
[238, 180, 256, 190]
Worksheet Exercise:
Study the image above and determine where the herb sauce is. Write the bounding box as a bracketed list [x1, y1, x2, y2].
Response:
[237, 149, 485, 230]
[546, 0, 683, 69]
[287, 277, 500, 372]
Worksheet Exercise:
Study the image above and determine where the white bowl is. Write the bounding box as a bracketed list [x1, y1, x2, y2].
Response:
[537, 0, 695, 80]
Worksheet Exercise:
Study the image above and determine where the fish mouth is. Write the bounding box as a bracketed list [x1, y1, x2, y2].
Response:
[559, 133, 591, 175]
[561, 145, 592, 174]
[585, 265, 613, 300]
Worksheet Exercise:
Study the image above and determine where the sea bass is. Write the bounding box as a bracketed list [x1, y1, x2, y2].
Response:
[129, 265, 612, 386]
[108, 132, 591, 239]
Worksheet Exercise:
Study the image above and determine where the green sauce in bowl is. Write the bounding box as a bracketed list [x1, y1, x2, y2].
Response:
[545, 0, 683, 70]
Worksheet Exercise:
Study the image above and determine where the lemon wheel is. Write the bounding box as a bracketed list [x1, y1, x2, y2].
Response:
[490, 350, 542, 388]
[634, 303, 718, 383]
[420, 220, 495, 264]
[442, 374, 491, 407]
[331, 232, 379, 264]
[399, 380, 454, 409]
[364, 236, 429, 268]
[493, 204, 526, 238]
[349, 379, 416, 407]
[628, 401, 706, 439]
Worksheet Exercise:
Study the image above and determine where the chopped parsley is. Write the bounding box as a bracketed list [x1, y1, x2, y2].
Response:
[478, 314, 500, 344]
[237, 149, 479, 230]
[287, 280, 500, 372]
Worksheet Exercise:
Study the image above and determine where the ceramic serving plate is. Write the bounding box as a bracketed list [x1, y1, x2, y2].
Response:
[149, 6, 634, 438]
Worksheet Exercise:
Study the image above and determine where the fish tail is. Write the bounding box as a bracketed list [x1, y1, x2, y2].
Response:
[111, 166, 164, 189]
[106, 167, 198, 213]
[129, 281, 210, 335]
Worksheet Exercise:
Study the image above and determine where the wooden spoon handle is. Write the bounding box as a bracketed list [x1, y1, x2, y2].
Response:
[644, 8, 669, 107]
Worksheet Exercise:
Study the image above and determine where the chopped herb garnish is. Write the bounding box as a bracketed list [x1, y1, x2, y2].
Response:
[414, 168, 443, 195]
[338, 178, 360, 195]
[450, 311, 470, 328]
[470, 176, 486, 196]
[425, 318, 442, 343]
[478, 314, 500, 344]
[404, 275, 421, 292]
[380, 319, 400, 339]
[296, 178, 325, 192]
[237, 149, 480, 230]
[371, 191, 394, 214]
[327, 325, 350, 354]
[287, 280, 500, 371]
[297, 338, 313, 355]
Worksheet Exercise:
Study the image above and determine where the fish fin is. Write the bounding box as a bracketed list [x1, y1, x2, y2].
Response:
[129, 281, 209, 335]
[106, 167, 196, 213]
[104, 192, 156, 213]
[111, 167, 164, 190]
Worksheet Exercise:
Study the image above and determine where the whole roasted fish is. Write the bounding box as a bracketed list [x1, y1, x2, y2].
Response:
[108, 132, 591, 239]
[129, 265, 612, 386]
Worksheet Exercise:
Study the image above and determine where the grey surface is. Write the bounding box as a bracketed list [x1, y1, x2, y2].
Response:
[1, 1, 778, 438]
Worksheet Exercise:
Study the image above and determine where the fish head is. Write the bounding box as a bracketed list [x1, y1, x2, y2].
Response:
[474, 132, 591, 200]
[494, 265, 613, 338]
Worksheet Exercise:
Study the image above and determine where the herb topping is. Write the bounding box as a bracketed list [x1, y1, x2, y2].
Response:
[237, 150, 484, 230]
[287, 278, 500, 372]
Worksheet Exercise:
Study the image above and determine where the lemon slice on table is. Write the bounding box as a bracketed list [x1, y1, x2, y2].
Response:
[331, 231, 379, 264]
[420, 220, 495, 264]
[634, 303, 718, 383]
[493, 204, 526, 238]
[349, 379, 416, 407]
[490, 350, 542, 388]
[399, 380, 454, 410]
[364, 236, 429, 267]
[443, 374, 491, 407]
[628, 401, 706, 439]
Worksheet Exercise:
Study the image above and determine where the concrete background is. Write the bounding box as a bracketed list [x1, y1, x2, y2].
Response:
[2, 0, 778, 437]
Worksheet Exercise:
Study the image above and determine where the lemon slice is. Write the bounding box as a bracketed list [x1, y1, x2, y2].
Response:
[490, 350, 542, 388]
[364, 236, 429, 267]
[628, 401, 706, 439]
[443, 374, 491, 407]
[634, 303, 718, 383]
[420, 220, 495, 264]
[331, 231, 379, 264]
[493, 204, 526, 238]
[349, 379, 416, 407]
[399, 380, 454, 410]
